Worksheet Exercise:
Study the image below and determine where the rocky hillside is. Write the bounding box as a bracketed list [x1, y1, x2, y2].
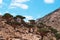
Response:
[0, 17, 57, 40]
[36, 8, 60, 31]
[0, 8, 60, 40]
[0, 15, 41, 40]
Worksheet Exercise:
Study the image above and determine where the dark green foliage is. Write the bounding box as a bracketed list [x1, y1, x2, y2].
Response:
[39, 22, 46, 26]
[27, 24, 34, 28]
[39, 22, 44, 25]
[37, 22, 47, 28]
[2, 13, 13, 22]
[29, 24, 34, 27]
[2, 13, 13, 19]
[28, 20, 35, 28]
[2, 13, 26, 26]
[38, 28, 49, 34]
[29, 20, 35, 25]
[13, 17, 16, 19]
[55, 33, 60, 40]
[38, 28, 50, 40]
[49, 27, 60, 40]
[49, 27, 58, 34]
[29, 20, 35, 22]
[11, 22, 21, 25]
[15, 15, 25, 19]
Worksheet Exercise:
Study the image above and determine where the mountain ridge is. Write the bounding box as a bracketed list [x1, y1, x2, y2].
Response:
[36, 8, 60, 31]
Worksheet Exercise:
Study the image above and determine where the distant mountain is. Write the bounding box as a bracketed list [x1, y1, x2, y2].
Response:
[36, 8, 60, 31]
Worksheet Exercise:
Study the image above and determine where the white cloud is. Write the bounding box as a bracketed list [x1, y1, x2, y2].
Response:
[13, 0, 30, 3]
[24, 15, 34, 22]
[19, 4, 28, 9]
[25, 16, 33, 20]
[10, 3, 28, 9]
[10, 0, 30, 9]
[0, 0, 2, 4]
[44, 0, 54, 4]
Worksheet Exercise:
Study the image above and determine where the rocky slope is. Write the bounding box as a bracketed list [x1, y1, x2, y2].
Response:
[0, 18, 41, 40]
[0, 8, 60, 40]
[0, 19, 56, 40]
[36, 8, 60, 31]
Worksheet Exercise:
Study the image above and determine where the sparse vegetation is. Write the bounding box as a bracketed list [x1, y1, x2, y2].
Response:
[38, 27, 50, 40]
[55, 33, 60, 40]
[49, 27, 58, 34]
[29, 20, 35, 24]
[2, 13, 13, 19]
[15, 15, 25, 19]
[0, 11, 60, 40]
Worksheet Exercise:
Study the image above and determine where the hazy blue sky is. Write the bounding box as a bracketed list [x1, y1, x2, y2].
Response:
[0, 0, 60, 21]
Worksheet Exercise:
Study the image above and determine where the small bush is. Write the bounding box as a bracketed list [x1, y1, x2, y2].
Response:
[49, 27, 58, 34]
[38, 28, 49, 33]
[55, 33, 60, 40]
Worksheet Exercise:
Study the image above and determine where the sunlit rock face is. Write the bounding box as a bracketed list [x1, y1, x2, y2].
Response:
[36, 8, 60, 31]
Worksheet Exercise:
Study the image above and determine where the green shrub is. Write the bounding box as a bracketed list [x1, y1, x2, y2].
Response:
[55, 33, 60, 40]
[2, 13, 13, 19]
[49, 27, 58, 34]
[38, 28, 49, 33]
